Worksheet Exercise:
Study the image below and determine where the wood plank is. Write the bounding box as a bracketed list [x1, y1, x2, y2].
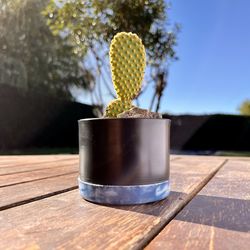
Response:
[174, 154, 250, 162]
[0, 155, 198, 168]
[169, 155, 179, 160]
[0, 155, 77, 167]
[0, 157, 226, 249]
[0, 156, 176, 211]
[0, 154, 76, 159]
[0, 157, 77, 168]
[146, 159, 250, 250]
[0, 173, 77, 211]
[0, 162, 78, 187]
[0, 158, 78, 176]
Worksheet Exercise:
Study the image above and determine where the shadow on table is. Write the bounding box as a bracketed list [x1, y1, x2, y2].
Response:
[174, 193, 250, 233]
[107, 191, 250, 233]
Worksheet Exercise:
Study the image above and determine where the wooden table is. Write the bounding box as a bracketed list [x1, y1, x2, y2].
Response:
[0, 155, 249, 249]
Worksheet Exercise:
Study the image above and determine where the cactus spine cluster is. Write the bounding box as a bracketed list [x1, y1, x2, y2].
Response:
[104, 32, 146, 117]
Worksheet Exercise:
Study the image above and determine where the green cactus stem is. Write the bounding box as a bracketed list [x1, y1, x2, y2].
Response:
[104, 32, 146, 118]
[104, 98, 133, 118]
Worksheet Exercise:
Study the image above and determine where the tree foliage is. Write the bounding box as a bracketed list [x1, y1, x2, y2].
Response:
[0, 0, 93, 99]
[239, 100, 250, 116]
[43, 0, 178, 111]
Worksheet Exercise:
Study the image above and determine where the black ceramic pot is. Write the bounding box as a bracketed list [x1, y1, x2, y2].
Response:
[78, 118, 171, 205]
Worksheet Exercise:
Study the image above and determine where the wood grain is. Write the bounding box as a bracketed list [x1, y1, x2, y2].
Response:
[0, 157, 226, 249]
[0, 162, 78, 187]
[0, 155, 175, 169]
[0, 155, 176, 211]
[171, 154, 250, 162]
[146, 159, 250, 250]
[0, 173, 77, 210]
[0, 158, 78, 176]
[0, 155, 77, 167]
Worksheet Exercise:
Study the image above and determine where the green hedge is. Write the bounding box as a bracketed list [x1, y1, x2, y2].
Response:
[164, 114, 250, 151]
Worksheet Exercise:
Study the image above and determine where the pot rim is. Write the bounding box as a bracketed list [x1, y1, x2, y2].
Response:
[78, 117, 171, 122]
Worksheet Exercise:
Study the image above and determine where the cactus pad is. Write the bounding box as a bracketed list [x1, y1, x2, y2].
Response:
[104, 32, 146, 118]
[104, 99, 133, 118]
[110, 32, 146, 100]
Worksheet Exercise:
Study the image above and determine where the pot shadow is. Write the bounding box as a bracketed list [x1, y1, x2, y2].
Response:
[105, 191, 250, 233]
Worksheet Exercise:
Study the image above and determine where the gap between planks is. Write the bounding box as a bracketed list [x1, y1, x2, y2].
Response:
[0, 160, 78, 187]
[0, 173, 78, 211]
[0, 157, 227, 249]
[0, 159, 78, 176]
[134, 159, 229, 250]
[0, 157, 179, 212]
[145, 159, 250, 250]
[0, 156, 78, 169]
[0, 186, 78, 211]
[0, 171, 77, 188]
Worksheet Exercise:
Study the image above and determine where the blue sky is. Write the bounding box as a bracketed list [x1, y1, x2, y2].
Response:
[159, 0, 250, 114]
[77, 0, 250, 115]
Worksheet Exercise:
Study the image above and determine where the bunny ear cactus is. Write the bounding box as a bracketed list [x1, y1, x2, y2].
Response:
[104, 32, 146, 117]
[104, 99, 132, 118]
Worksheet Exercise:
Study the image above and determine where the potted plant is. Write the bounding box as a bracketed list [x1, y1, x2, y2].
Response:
[78, 32, 170, 205]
